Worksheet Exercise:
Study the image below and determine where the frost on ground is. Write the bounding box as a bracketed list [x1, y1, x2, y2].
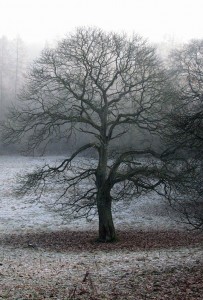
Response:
[0, 243, 203, 299]
[0, 155, 183, 234]
[0, 155, 202, 299]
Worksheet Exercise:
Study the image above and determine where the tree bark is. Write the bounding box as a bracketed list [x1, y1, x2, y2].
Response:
[97, 190, 116, 242]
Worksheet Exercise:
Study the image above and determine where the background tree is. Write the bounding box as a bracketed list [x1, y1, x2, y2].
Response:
[0, 36, 28, 153]
[169, 40, 203, 156]
[165, 39, 203, 229]
[0, 36, 27, 120]
[2, 28, 175, 241]
[0, 36, 10, 120]
[12, 36, 27, 101]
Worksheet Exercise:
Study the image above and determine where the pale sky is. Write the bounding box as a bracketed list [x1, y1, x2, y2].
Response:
[0, 0, 202, 45]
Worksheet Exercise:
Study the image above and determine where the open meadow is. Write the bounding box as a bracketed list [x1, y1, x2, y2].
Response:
[0, 155, 203, 299]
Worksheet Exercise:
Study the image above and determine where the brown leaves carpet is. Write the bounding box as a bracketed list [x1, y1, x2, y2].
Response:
[2, 229, 203, 252]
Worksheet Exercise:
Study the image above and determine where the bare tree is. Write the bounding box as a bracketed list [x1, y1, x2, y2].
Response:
[165, 40, 203, 229]
[2, 28, 174, 241]
[0, 36, 27, 121]
[12, 36, 27, 101]
[0, 36, 8, 120]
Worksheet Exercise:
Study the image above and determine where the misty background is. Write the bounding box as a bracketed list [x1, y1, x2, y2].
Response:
[0, 0, 202, 154]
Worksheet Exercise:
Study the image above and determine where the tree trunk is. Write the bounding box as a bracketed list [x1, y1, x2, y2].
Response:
[97, 191, 116, 242]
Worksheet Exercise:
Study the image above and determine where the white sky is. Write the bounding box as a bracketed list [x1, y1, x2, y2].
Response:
[0, 0, 202, 45]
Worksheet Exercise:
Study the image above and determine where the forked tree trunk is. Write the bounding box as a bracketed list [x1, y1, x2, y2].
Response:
[97, 191, 116, 242]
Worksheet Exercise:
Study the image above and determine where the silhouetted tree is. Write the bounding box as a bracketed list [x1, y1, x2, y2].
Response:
[165, 40, 203, 229]
[2, 28, 177, 241]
